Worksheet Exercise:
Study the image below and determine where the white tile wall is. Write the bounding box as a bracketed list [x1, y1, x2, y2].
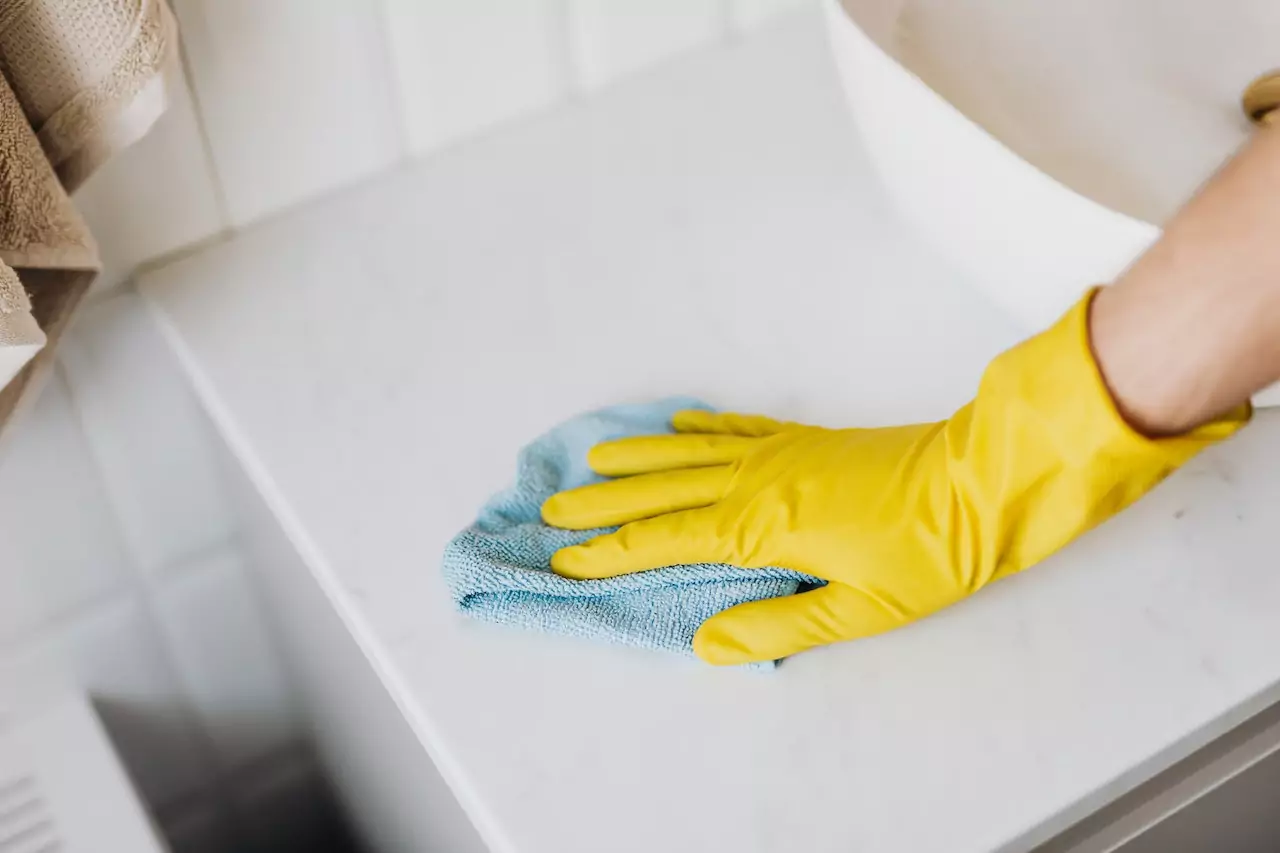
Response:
[567, 0, 725, 91]
[58, 294, 238, 576]
[729, 0, 814, 32]
[170, 0, 403, 227]
[384, 0, 567, 155]
[0, 376, 128, 645]
[64, 0, 817, 286]
[72, 68, 225, 294]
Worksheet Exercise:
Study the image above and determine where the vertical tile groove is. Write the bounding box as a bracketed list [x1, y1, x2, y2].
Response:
[369, 0, 414, 163]
[718, 0, 738, 40]
[172, 38, 233, 242]
[562, 0, 592, 96]
[551, 0, 585, 98]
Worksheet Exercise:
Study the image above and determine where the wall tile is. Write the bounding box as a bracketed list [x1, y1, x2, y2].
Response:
[383, 0, 566, 156]
[57, 294, 237, 575]
[567, 0, 724, 91]
[73, 71, 225, 295]
[730, 0, 814, 32]
[0, 596, 214, 806]
[171, 0, 402, 226]
[0, 375, 129, 644]
[152, 548, 297, 772]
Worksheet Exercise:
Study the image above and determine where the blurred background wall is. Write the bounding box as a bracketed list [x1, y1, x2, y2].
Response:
[0, 1, 813, 850]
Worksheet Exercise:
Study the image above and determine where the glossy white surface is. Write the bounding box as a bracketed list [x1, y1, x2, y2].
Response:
[825, 0, 1157, 334]
[140, 14, 1280, 853]
[826, 0, 1280, 410]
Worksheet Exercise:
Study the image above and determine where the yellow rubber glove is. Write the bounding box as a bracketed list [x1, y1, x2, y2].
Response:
[541, 292, 1251, 665]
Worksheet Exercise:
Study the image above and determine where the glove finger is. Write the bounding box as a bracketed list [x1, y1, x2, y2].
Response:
[550, 507, 721, 579]
[541, 465, 732, 531]
[671, 409, 789, 437]
[693, 585, 904, 665]
[587, 433, 757, 476]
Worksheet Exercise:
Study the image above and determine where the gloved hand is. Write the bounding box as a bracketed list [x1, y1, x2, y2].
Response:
[541, 292, 1250, 665]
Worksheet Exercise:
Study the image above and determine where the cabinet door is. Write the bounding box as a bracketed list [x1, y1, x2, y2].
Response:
[232, 466, 488, 853]
[1038, 699, 1280, 853]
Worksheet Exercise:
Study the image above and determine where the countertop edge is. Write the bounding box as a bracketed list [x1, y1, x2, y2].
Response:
[136, 286, 515, 853]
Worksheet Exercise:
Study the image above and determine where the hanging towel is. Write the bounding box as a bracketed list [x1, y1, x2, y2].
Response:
[0, 0, 179, 429]
[442, 398, 818, 668]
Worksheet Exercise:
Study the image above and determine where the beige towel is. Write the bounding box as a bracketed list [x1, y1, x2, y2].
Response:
[0, 0, 178, 427]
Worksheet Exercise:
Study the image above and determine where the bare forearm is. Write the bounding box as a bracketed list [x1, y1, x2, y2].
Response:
[1091, 124, 1280, 435]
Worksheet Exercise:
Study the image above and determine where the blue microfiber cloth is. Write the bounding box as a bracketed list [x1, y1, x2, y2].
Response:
[442, 397, 817, 668]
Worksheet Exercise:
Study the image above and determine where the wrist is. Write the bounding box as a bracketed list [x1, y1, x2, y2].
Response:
[1087, 285, 1199, 436]
[1089, 126, 1280, 435]
[1089, 281, 1274, 436]
[953, 291, 1247, 580]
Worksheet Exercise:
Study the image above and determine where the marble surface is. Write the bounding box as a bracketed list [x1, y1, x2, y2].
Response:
[139, 12, 1280, 853]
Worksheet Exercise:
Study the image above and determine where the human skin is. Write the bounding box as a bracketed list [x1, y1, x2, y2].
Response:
[1092, 123, 1280, 434]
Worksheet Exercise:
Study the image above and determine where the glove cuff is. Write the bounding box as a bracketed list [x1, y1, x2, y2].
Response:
[1033, 288, 1251, 467]
[952, 289, 1250, 581]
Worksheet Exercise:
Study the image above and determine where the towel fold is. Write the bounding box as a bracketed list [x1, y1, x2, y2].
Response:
[0, 0, 179, 427]
[442, 398, 817, 668]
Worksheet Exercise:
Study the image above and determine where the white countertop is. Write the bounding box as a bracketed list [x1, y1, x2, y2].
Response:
[139, 12, 1280, 853]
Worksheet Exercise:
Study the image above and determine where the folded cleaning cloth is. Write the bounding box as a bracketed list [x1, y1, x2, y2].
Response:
[442, 398, 818, 668]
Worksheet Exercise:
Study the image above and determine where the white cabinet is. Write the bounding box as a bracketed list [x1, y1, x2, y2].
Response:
[225, 461, 486, 853]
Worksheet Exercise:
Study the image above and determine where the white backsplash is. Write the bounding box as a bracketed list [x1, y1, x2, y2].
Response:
[72, 0, 815, 288]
